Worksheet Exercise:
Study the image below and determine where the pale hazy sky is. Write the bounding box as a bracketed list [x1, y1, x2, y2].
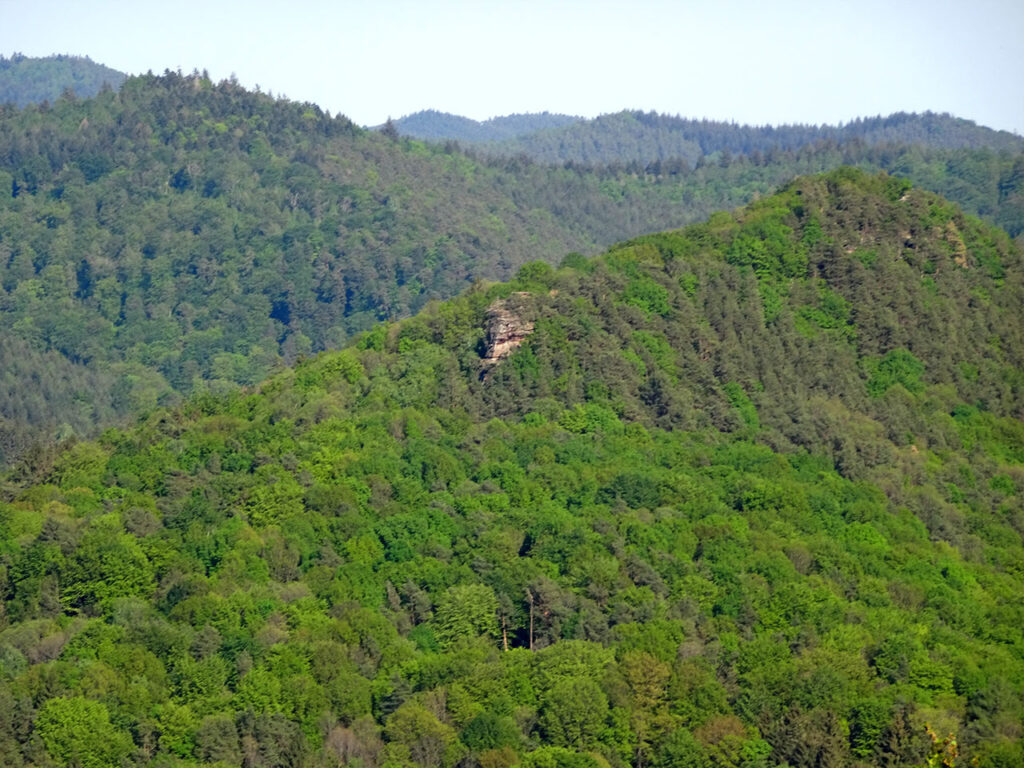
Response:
[2, 0, 1022, 134]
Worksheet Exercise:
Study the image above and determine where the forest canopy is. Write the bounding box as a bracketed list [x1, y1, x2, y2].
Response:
[1, 168, 1022, 768]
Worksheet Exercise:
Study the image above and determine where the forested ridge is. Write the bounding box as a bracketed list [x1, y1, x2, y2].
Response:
[394, 109, 1024, 166]
[381, 112, 579, 143]
[0, 71, 598, 460]
[1, 169, 1022, 768]
[2, 72, 1024, 468]
[0, 54, 127, 108]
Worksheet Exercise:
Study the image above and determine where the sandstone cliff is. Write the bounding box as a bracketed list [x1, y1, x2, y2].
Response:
[481, 292, 534, 375]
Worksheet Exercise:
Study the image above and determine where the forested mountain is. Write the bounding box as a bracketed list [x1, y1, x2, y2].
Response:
[0, 72, 601, 459]
[2, 72, 1024, 467]
[387, 111, 578, 143]
[394, 109, 1024, 167]
[0, 54, 126, 107]
[1, 169, 1022, 768]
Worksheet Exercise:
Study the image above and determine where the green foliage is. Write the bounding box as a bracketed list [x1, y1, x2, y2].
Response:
[622, 275, 671, 317]
[515, 261, 557, 291]
[385, 701, 461, 768]
[34, 696, 134, 768]
[558, 404, 623, 435]
[724, 383, 760, 431]
[462, 712, 522, 751]
[434, 584, 500, 646]
[865, 349, 926, 397]
[795, 284, 851, 336]
[61, 521, 155, 609]
[540, 677, 609, 750]
[520, 746, 604, 768]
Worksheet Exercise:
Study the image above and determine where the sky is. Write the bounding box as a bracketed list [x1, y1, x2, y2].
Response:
[2, 0, 1022, 134]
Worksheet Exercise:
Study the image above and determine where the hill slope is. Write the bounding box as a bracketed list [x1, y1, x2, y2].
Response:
[2, 73, 1024, 464]
[1, 170, 1022, 768]
[0, 72, 605, 456]
[356, 167, 1024, 477]
[0, 53, 127, 107]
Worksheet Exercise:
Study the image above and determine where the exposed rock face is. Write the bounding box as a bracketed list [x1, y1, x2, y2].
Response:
[482, 292, 534, 373]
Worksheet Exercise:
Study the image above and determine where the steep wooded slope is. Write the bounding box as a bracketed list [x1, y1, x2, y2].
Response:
[1, 170, 1022, 768]
[361, 168, 1024, 476]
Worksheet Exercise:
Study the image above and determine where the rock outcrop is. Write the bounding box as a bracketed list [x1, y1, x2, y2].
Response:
[481, 292, 534, 375]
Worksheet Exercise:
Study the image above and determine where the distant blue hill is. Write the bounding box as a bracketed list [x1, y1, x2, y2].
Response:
[0, 53, 127, 107]
[390, 108, 1024, 166]
[387, 109, 580, 143]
